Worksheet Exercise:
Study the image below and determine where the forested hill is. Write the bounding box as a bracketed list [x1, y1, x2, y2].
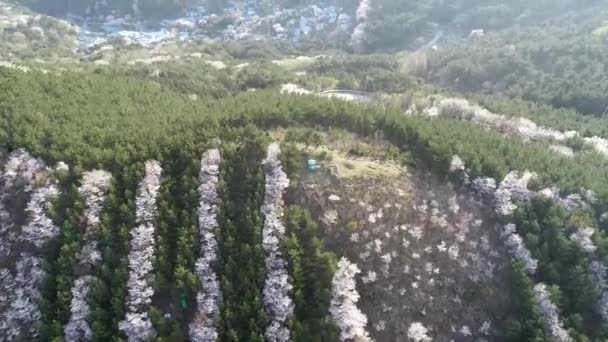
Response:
[3, 0, 608, 341]
[2, 63, 608, 340]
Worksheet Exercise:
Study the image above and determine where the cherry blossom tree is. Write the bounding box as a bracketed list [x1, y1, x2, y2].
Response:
[329, 257, 371, 342]
[471, 177, 497, 202]
[64, 276, 94, 341]
[495, 171, 536, 216]
[0, 255, 48, 340]
[570, 227, 597, 253]
[436, 98, 574, 143]
[533, 283, 573, 342]
[501, 224, 538, 275]
[0, 149, 47, 254]
[352, 0, 371, 50]
[189, 149, 222, 342]
[0, 150, 60, 340]
[65, 170, 113, 342]
[261, 144, 294, 342]
[119, 160, 162, 342]
[430, 97, 608, 158]
[407, 322, 432, 342]
[590, 261, 608, 321]
[20, 181, 60, 247]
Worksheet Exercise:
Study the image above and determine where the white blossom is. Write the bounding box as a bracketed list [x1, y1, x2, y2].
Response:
[472, 177, 497, 201]
[351, 0, 371, 49]
[557, 193, 590, 212]
[0, 149, 48, 244]
[362, 270, 377, 284]
[55, 161, 70, 172]
[381, 253, 392, 266]
[65, 170, 112, 342]
[329, 257, 371, 342]
[189, 150, 222, 342]
[78, 170, 113, 230]
[64, 276, 94, 341]
[119, 160, 162, 342]
[460, 325, 471, 336]
[533, 284, 573, 342]
[329, 194, 341, 201]
[598, 292, 608, 322]
[436, 98, 574, 142]
[590, 261, 608, 321]
[584, 136, 608, 157]
[373, 239, 382, 253]
[21, 182, 60, 247]
[323, 210, 338, 224]
[570, 227, 597, 253]
[407, 322, 432, 342]
[430, 98, 608, 160]
[449, 155, 465, 173]
[0, 255, 47, 340]
[261, 144, 294, 342]
[355, 0, 371, 21]
[448, 245, 459, 260]
[409, 226, 423, 240]
[120, 312, 155, 342]
[2, 149, 47, 190]
[495, 171, 536, 216]
[0, 151, 59, 340]
[449, 155, 469, 183]
[549, 145, 575, 158]
[501, 224, 538, 275]
[448, 196, 460, 214]
[479, 321, 492, 335]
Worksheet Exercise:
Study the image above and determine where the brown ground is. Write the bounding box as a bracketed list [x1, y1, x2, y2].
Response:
[286, 138, 513, 342]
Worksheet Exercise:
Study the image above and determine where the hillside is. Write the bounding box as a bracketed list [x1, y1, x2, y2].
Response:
[3, 1, 608, 342]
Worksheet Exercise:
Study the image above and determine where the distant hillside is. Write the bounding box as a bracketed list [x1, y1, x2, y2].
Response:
[9, 0, 187, 18]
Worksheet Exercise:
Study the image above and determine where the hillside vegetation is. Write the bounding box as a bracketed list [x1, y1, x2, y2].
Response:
[3, 0, 608, 341]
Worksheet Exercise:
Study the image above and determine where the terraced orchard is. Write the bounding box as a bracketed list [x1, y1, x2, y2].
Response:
[3, 67, 608, 342]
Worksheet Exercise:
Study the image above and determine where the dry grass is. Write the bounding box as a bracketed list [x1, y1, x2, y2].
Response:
[269, 128, 405, 179]
[330, 150, 403, 179]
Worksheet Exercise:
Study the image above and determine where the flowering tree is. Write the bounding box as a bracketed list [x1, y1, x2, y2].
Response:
[261, 144, 294, 342]
[501, 224, 538, 275]
[119, 161, 162, 342]
[449, 155, 469, 184]
[352, 0, 371, 50]
[0, 149, 47, 254]
[471, 177, 497, 202]
[570, 227, 597, 253]
[64, 276, 94, 341]
[436, 98, 574, 143]
[407, 322, 432, 341]
[65, 170, 112, 342]
[20, 181, 60, 247]
[590, 261, 608, 320]
[329, 257, 371, 342]
[0, 150, 60, 340]
[495, 171, 536, 216]
[1, 255, 48, 340]
[533, 284, 573, 342]
[189, 149, 222, 342]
